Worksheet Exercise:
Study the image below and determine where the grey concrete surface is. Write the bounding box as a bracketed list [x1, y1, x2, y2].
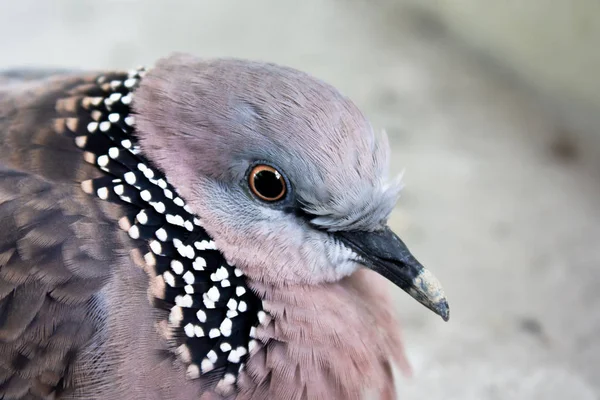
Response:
[1, 1, 599, 398]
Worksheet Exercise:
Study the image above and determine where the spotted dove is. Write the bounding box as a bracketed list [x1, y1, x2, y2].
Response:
[0, 53, 448, 400]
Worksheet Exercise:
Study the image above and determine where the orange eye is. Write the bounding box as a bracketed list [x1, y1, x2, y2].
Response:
[248, 165, 287, 202]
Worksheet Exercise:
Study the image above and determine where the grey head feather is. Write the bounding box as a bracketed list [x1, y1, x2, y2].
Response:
[134, 54, 402, 231]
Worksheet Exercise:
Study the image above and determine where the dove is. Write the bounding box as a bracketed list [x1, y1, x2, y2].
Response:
[0, 54, 448, 400]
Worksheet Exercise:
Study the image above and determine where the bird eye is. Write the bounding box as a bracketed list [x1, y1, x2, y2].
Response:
[248, 165, 287, 202]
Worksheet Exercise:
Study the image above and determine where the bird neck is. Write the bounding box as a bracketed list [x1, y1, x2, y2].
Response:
[55, 69, 265, 395]
[241, 269, 407, 400]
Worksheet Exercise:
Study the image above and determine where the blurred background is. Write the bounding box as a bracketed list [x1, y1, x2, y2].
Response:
[1, 0, 599, 398]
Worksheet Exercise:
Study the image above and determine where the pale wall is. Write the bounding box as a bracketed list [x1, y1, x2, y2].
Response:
[395, 0, 600, 142]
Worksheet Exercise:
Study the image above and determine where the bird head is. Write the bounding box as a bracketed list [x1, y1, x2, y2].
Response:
[133, 54, 448, 321]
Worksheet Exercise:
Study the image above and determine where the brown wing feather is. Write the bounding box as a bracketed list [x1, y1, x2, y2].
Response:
[0, 72, 129, 399]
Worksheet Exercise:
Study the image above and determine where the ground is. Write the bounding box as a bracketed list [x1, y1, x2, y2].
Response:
[1, 1, 598, 398]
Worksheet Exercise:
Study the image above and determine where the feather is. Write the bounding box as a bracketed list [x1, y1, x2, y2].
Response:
[0, 56, 417, 399]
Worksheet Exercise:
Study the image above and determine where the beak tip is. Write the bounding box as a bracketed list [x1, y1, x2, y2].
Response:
[412, 269, 449, 321]
[425, 296, 449, 321]
[438, 301, 450, 322]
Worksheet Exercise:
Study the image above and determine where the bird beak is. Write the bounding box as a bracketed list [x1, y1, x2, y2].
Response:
[337, 227, 449, 321]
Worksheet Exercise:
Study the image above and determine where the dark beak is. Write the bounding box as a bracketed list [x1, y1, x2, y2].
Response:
[337, 227, 449, 321]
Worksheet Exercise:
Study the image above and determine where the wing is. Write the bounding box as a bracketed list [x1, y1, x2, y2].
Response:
[0, 68, 261, 399]
[0, 71, 129, 399]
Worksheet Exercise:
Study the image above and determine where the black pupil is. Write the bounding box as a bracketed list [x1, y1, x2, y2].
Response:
[254, 170, 284, 199]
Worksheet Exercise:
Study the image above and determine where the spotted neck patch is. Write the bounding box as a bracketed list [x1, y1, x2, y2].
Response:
[54, 68, 264, 396]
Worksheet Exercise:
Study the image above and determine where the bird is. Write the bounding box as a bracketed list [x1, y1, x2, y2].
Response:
[0, 53, 448, 400]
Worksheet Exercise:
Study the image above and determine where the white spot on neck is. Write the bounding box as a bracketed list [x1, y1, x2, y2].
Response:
[220, 318, 232, 333]
[227, 299, 237, 310]
[186, 364, 200, 380]
[182, 271, 195, 285]
[152, 202, 166, 213]
[143, 168, 155, 179]
[207, 350, 218, 363]
[97, 187, 109, 199]
[97, 155, 109, 167]
[249, 339, 259, 353]
[203, 299, 215, 309]
[170, 260, 184, 275]
[99, 121, 111, 132]
[227, 347, 247, 363]
[124, 78, 138, 88]
[193, 257, 206, 270]
[87, 122, 98, 132]
[155, 228, 167, 241]
[220, 342, 232, 352]
[136, 210, 148, 224]
[194, 240, 216, 250]
[210, 266, 228, 281]
[163, 271, 175, 287]
[196, 309, 206, 323]
[128, 225, 140, 239]
[207, 287, 220, 302]
[169, 306, 183, 325]
[140, 190, 152, 201]
[175, 295, 193, 308]
[184, 323, 195, 338]
[201, 359, 214, 373]
[149, 240, 162, 254]
[124, 171, 137, 185]
[257, 311, 267, 324]
[194, 325, 204, 337]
